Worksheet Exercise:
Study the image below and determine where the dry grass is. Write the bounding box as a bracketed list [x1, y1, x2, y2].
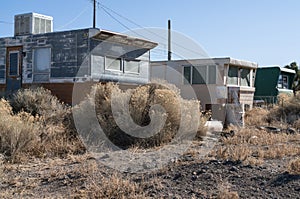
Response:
[288, 158, 300, 175]
[244, 108, 270, 126]
[217, 181, 239, 199]
[82, 174, 146, 199]
[267, 93, 300, 125]
[211, 127, 300, 165]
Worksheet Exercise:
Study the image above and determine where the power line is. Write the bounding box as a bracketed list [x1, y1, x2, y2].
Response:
[87, 0, 207, 58]
[100, 6, 147, 39]
[0, 20, 13, 24]
[57, 5, 89, 30]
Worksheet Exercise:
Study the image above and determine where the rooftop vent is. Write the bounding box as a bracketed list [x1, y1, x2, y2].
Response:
[14, 12, 53, 36]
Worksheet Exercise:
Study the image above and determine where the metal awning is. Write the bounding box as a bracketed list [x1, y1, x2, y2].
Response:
[92, 30, 158, 49]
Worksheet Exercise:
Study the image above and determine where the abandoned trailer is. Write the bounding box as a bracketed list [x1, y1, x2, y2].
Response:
[150, 58, 258, 125]
[254, 66, 296, 104]
[0, 13, 157, 104]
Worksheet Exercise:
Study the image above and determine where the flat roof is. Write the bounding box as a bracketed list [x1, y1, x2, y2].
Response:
[92, 29, 158, 49]
[151, 57, 258, 68]
[258, 66, 296, 74]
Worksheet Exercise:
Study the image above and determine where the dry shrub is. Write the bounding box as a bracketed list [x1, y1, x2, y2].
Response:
[267, 93, 300, 124]
[75, 82, 204, 150]
[3, 88, 85, 161]
[244, 108, 269, 126]
[288, 158, 300, 175]
[0, 99, 40, 162]
[10, 87, 67, 123]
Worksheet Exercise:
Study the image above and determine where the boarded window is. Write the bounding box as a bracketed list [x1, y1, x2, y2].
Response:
[240, 68, 250, 86]
[33, 48, 51, 82]
[228, 66, 238, 85]
[9, 52, 19, 76]
[124, 59, 139, 73]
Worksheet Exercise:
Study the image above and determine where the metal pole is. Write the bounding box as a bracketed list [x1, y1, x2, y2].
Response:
[93, 0, 96, 28]
[168, 19, 171, 61]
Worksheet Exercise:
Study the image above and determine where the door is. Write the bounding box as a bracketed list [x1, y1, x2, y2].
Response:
[6, 46, 23, 93]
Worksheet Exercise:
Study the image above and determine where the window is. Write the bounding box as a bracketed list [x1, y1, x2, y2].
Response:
[105, 57, 140, 74]
[105, 57, 121, 71]
[240, 68, 250, 87]
[183, 66, 191, 84]
[124, 60, 139, 73]
[228, 66, 238, 85]
[193, 66, 206, 84]
[208, 65, 217, 84]
[278, 74, 288, 89]
[33, 48, 51, 82]
[9, 52, 19, 76]
[183, 65, 217, 84]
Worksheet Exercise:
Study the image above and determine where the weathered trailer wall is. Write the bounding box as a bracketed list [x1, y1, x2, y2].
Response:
[0, 29, 90, 85]
[89, 38, 150, 84]
[0, 28, 153, 103]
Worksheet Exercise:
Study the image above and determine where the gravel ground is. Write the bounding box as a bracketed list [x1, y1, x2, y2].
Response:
[1, 143, 299, 199]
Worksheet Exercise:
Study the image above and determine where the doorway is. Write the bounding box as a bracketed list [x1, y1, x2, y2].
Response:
[6, 46, 23, 94]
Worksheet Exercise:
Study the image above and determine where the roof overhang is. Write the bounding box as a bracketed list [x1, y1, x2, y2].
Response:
[227, 58, 258, 69]
[92, 30, 158, 50]
[280, 67, 296, 74]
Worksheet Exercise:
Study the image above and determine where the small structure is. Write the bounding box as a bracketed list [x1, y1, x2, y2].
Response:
[0, 13, 157, 104]
[254, 66, 296, 104]
[151, 57, 258, 125]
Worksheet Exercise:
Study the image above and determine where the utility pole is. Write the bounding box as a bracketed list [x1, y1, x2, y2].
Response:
[93, 0, 96, 28]
[168, 19, 171, 61]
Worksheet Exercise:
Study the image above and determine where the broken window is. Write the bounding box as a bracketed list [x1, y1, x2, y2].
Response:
[240, 68, 250, 87]
[33, 47, 51, 82]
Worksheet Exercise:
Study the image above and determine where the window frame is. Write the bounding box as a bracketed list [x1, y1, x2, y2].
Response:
[183, 65, 217, 85]
[124, 59, 140, 74]
[227, 65, 239, 86]
[240, 68, 251, 87]
[33, 47, 51, 83]
[104, 56, 141, 74]
[8, 51, 20, 77]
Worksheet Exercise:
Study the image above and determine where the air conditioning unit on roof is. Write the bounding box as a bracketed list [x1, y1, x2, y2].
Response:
[14, 12, 53, 36]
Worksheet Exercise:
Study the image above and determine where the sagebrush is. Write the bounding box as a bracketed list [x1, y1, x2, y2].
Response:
[74, 82, 205, 150]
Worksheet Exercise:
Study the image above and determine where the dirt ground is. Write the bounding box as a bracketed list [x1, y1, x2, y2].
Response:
[0, 129, 299, 199]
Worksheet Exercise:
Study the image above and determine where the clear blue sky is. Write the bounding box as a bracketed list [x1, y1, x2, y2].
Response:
[1, 0, 300, 66]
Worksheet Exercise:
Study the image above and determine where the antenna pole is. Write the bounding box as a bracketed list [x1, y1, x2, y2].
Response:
[168, 19, 171, 61]
[93, 0, 96, 28]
